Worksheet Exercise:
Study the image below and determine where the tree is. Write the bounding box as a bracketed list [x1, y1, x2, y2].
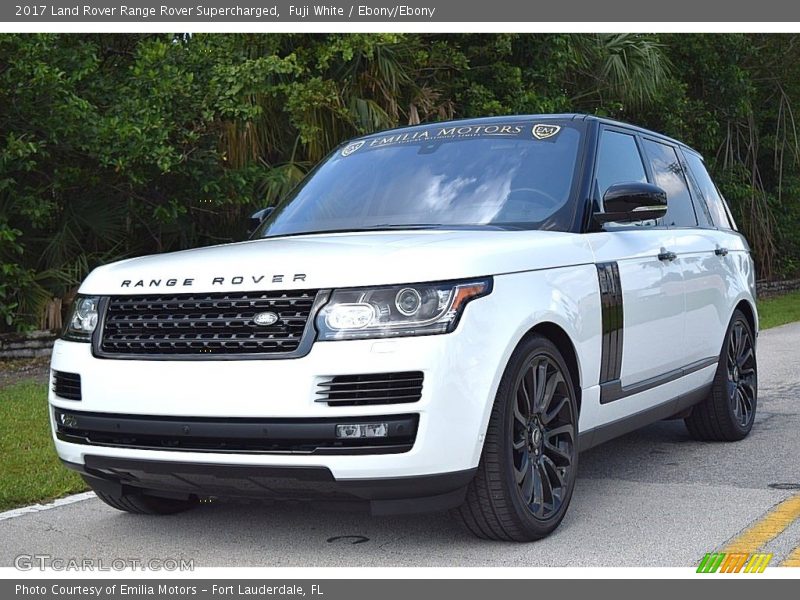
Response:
[1, 33, 798, 331]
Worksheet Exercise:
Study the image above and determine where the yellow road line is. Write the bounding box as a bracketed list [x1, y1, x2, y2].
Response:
[781, 545, 800, 567]
[722, 494, 800, 555]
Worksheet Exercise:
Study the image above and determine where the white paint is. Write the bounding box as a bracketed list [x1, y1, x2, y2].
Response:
[78, 229, 595, 294]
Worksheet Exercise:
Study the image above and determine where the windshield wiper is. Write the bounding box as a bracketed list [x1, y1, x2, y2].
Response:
[260, 223, 518, 240]
[362, 223, 443, 229]
[261, 224, 444, 239]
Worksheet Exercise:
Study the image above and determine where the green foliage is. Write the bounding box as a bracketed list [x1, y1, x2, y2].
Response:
[1, 33, 800, 330]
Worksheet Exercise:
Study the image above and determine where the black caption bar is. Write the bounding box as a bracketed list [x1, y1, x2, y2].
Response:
[3, 580, 798, 600]
[4, 0, 800, 22]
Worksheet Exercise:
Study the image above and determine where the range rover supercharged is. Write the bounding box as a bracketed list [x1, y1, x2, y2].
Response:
[50, 114, 757, 541]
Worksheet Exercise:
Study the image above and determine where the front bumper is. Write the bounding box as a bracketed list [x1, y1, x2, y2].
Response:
[49, 290, 508, 483]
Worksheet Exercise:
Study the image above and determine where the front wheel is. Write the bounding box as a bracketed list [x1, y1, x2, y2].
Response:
[452, 334, 579, 541]
[685, 309, 757, 441]
[84, 477, 199, 515]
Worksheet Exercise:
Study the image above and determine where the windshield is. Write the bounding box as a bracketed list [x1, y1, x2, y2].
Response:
[258, 120, 584, 238]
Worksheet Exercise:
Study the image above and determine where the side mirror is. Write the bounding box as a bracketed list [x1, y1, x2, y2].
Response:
[594, 182, 667, 224]
[247, 207, 274, 237]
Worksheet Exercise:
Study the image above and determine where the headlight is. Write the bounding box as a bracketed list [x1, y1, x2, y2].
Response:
[62, 295, 100, 342]
[316, 278, 491, 340]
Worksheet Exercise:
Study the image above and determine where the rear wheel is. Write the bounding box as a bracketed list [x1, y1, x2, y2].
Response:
[84, 477, 198, 515]
[685, 309, 757, 441]
[452, 335, 578, 541]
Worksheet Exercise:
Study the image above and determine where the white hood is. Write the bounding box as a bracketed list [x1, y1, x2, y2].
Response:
[79, 229, 595, 294]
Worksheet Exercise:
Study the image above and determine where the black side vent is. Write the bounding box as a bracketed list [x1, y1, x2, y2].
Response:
[53, 371, 82, 401]
[316, 372, 424, 406]
[596, 261, 624, 388]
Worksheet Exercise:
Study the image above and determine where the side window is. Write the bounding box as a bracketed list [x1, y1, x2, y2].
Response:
[680, 152, 714, 228]
[595, 130, 648, 198]
[684, 152, 734, 229]
[641, 139, 698, 227]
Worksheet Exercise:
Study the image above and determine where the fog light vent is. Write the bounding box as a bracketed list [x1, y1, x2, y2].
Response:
[57, 411, 79, 428]
[336, 423, 389, 439]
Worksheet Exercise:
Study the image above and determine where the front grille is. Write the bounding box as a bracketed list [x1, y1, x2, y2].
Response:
[98, 290, 320, 357]
[54, 409, 418, 455]
[52, 370, 82, 400]
[316, 372, 424, 406]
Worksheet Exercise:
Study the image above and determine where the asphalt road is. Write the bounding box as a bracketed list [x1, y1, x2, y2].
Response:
[2, 323, 799, 568]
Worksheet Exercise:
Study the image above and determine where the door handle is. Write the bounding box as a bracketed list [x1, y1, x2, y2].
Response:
[715, 247, 729, 257]
[657, 249, 677, 262]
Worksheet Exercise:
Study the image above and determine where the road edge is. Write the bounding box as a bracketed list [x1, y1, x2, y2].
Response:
[0, 491, 95, 522]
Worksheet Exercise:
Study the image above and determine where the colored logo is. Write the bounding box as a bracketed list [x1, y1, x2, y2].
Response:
[532, 124, 561, 140]
[253, 312, 279, 326]
[341, 141, 365, 156]
[696, 552, 772, 573]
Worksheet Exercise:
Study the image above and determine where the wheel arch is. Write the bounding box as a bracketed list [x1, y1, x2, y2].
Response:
[734, 298, 758, 337]
[524, 321, 583, 416]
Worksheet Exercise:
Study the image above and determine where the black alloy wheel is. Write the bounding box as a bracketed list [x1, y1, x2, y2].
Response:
[726, 318, 757, 428]
[453, 334, 579, 541]
[685, 309, 758, 441]
[511, 354, 576, 521]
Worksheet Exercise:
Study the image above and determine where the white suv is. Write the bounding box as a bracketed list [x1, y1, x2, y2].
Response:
[50, 114, 757, 541]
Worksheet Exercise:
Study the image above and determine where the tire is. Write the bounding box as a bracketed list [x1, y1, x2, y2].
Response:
[452, 334, 579, 541]
[84, 477, 198, 515]
[685, 309, 757, 442]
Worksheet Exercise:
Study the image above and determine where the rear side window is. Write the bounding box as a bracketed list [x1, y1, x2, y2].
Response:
[684, 152, 734, 229]
[595, 130, 648, 198]
[641, 139, 698, 227]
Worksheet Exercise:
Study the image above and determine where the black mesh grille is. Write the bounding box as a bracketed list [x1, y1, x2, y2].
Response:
[99, 290, 319, 357]
[53, 370, 82, 400]
[317, 372, 424, 406]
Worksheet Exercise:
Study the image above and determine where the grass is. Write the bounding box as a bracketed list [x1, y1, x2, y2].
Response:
[757, 290, 800, 330]
[0, 381, 87, 511]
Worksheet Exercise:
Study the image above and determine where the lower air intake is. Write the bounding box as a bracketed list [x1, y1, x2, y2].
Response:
[316, 371, 424, 406]
[53, 370, 82, 400]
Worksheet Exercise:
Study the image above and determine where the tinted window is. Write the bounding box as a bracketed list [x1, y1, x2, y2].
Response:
[681, 161, 715, 228]
[684, 152, 733, 229]
[595, 130, 647, 198]
[259, 121, 583, 237]
[642, 139, 698, 227]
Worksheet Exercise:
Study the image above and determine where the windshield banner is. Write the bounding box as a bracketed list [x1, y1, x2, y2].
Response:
[340, 121, 565, 156]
